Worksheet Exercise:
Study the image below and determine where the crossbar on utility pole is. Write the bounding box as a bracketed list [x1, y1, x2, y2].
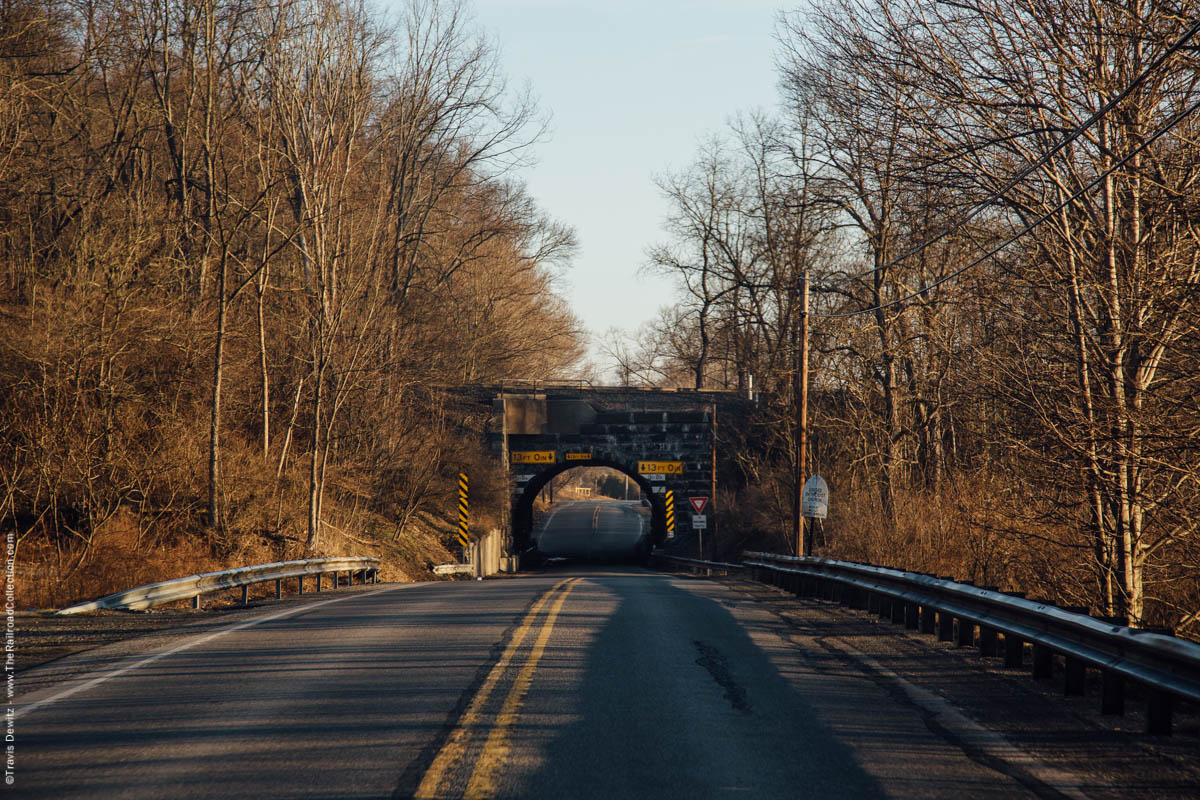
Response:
[793, 270, 810, 558]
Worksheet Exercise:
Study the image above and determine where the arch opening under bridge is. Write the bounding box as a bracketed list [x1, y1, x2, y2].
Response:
[448, 383, 755, 566]
[511, 459, 666, 557]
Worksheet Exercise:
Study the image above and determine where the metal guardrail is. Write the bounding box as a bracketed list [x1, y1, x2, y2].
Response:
[56, 556, 381, 614]
[650, 552, 743, 575]
[743, 551, 1200, 735]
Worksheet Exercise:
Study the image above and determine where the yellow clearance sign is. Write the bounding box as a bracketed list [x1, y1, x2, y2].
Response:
[511, 451, 556, 464]
[638, 460, 684, 475]
[564, 452, 591, 461]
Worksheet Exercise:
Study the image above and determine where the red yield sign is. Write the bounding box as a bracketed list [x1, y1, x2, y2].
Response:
[689, 496, 709, 515]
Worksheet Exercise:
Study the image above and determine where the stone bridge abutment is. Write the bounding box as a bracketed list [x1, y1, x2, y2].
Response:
[455, 384, 753, 559]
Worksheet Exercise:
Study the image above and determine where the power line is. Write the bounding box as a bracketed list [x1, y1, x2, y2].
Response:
[811, 17, 1200, 293]
[814, 92, 1200, 319]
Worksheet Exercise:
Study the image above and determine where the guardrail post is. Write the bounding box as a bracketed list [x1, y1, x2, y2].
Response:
[316, 573, 322, 592]
[919, 605, 936, 635]
[1147, 689, 1173, 735]
[937, 611, 954, 642]
[904, 602, 919, 629]
[1064, 656, 1086, 696]
[891, 599, 906, 625]
[1004, 634, 1023, 667]
[193, 595, 200, 609]
[1101, 670, 1124, 715]
[276, 579, 282, 599]
[299, 576, 305, 595]
[956, 618, 974, 647]
[1032, 644, 1053, 679]
[241, 585, 249, 605]
[867, 592, 880, 614]
[879, 596, 893, 620]
[979, 626, 998, 657]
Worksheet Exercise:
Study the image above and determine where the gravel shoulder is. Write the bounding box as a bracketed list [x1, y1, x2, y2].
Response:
[717, 575, 1200, 800]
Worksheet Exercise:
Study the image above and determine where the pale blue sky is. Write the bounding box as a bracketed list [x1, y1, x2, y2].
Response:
[469, 1, 788, 376]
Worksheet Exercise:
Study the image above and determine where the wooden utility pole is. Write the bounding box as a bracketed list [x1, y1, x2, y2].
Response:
[500, 389, 511, 553]
[710, 403, 717, 561]
[793, 271, 810, 557]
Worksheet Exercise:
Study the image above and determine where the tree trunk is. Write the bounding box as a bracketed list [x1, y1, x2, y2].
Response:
[257, 266, 270, 459]
[306, 356, 325, 549]
[207, 256, 226, 530]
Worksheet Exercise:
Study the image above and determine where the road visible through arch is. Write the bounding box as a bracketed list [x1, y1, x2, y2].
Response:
[535, 500, 650, 563]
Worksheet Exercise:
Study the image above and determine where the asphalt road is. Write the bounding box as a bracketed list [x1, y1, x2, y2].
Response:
[534, 499, 649, 562]
[14, 502, 1084, 799]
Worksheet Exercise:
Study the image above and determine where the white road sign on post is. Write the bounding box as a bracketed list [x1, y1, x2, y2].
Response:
[801, 475, 829, 519]
[692, 514, 707, 529]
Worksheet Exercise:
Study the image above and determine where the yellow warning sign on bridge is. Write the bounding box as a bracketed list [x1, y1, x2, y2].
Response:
[564, 452, 592, 461]
[638, 460, 683, 475]
[512, 451, 556, 464]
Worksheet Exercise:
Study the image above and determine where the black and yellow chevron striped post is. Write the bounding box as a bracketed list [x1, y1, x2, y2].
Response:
[457, 473, 470, 547]
[664, 489, 675, 538]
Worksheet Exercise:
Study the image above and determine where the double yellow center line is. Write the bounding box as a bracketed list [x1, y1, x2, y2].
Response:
[415, 577, 581, 799]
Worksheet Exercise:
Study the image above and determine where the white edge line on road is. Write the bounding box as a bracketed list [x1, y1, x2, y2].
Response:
[15, 581, 421, 720]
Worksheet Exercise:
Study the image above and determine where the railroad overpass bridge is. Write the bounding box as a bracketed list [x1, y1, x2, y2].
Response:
[452, 383, 755, 558]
